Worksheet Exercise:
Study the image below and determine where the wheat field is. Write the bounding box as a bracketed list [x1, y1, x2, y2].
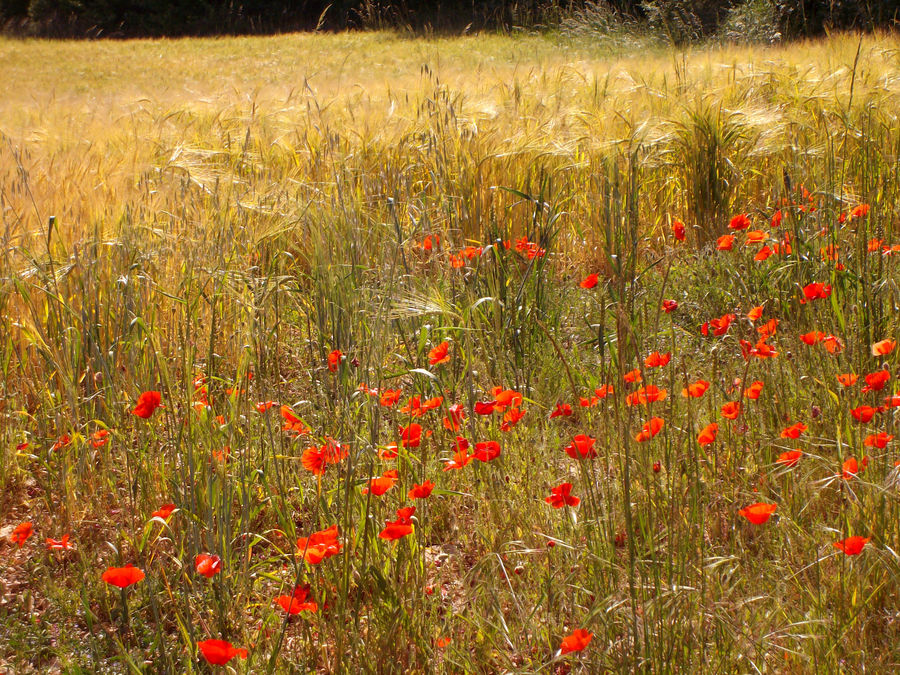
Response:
[1, 30, 900, 673]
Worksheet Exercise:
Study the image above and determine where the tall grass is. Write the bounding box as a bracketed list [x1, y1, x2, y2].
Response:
[1, 30, 899, 672]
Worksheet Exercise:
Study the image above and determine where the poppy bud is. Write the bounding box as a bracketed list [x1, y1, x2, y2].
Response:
[350, 357, 359, 368]
[811, 405, 821, 419]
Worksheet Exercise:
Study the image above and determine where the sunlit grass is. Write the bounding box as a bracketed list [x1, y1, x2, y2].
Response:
[1, 29, 899, 673]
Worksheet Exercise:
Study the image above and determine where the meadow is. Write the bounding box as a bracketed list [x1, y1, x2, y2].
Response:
[1, 29, 900, 672]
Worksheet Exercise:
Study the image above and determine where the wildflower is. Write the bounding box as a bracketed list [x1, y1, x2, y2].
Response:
[255, 401, 276, 413]
[747, 306, 764, 321]
[296, 525, 342, 564]
[472, 441, 501, 462]
[564, 434, 596, 460]
[801, 282, 831, 302]
[280, 406, 309, 435]
[697, 423, 718, 447]
[662, 299, 678, 313]
[400, 423, 423, 448]
[682, 380, 710, 398]
[770, 210, 782, 228]
[428, 341, 451, 365]
[379, 389, 402, 407]
[720, 402, 741, 420]
[408, 480, 435, 499]
[91, 430, 110, 448]
[275, 585, 318, 615]
[862, 370, 890, 393]
[500, 407, 526, 432]
[672, 220, 686, 242]
[776, 450, 802, 467]
[864, 433, 893, 449]
[717, 234, 735, 250]
[851, 406, 878, 424]
[46, 534, 74, 551]
[833, 536, 870, 556]
[842, 457, 864, 480]
[132, 391, 162, 419]
[738, 503, 777, 525]
[837, 373, 858, 387]
[560, 628, 593, 655]
[442, 403, 466, 432]
[195, 554, 222, 579]
[151, 503, 176, 520]
[635, 417, 665, 442]
[550, 403, 573, 418]
[780, 423, 807, 439]
[198, 640, 248, 666]
[301, 446, 326, 475]
[9, 522, 33, 547]
[729, 214, 751, 230]
[849, 204, 870, 219]
[744, 381, 764, 400]
[580, 273, 599, 289]
[379, 507, 415, 541]
[101, 565, 145, 588]
[702, 313, 736, 337]
[625, 385, 667, 406]
[800, 331, 825, 346]
[362, 469, 398, 496]
[546, 483, 580, 508]
[872, 339, 896, 356]
[644, 351, 671, 368]
[594, 385, 614, 398]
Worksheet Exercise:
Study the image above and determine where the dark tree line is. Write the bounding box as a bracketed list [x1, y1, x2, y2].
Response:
[0, 0, 896, 38]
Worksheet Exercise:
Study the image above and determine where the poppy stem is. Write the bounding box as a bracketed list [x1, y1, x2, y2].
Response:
[120, 587, 130, 632]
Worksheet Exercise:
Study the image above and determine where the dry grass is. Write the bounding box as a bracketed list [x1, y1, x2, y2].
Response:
[1, 29, 899, 673]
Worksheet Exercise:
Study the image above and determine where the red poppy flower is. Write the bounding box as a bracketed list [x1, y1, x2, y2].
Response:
[594, 385, 615, 398]
[580, 273, 599, 289]
[623, 368, 642, 384]
[428, 341, 451, 365]
[560, 628, 593, 655]
[90, 429, 110, 448]
[745, 230, 767, 245]
[474, 400, 496, 415]
[564, 434, 596, 460]
[362, 469, 398, 496]
[770, 210, 782, 228]
[442, 403, 466, 431]
[837, 373, 858, 387]
[886, 393, 900, 408]
[780, 422, 807, 439]
[833, 536, 870, 556]
[864, 432, 893, 449]
[841, 456, 864, 480]
[101, 564, 145, 588]
[327, 349, 343, 372]
[151, 503, 176, 520]
[681, 380, 709, 398]
[729, 214, 751, 230]
[296, 525, 342, 564]
[644, 351, 671, 368]
[275, 584, 318, 615]
[851, 406, 878, 423]
[672, 220, 686, 242]
[408, 480, 435, 499]
[379, 507, 415, 541]
[862, 370, 890, 393]
[443, 446, 472, 471]
[744, 381, 764, 400]
[550, 403, 573, 418]
[720, 401, 741, 420]
[500, 407, 526, 432]
[822, 335, 843, 354]
[717, 234, 735, 250]
[626, 385, 667, 406]
[800, 331, 825, 345]
[738, 502, 776, 525]
[301, 446, 327, 475]
[776, 449, 802, 467]
[756, 319, 778, 340]
[472, 441, 501, 462]
[801, 282, 831, 302]
[132, 391, 162, 419]
[754, 245, 773, 261]
[9, 522, 33, 547]
[195, 554, 222, 578]
[46, 534, 74, 551]
[492, 388, 523, 411]
[545, 482, 580, 508]
[662, 299, 679, 313]
[379, 389, 403, 406]
[255, 401, 276, 413]
[872, 339, 896, 356]
[747, 305, 764, 321]
[702, 313, 736, 337]
[400, 423, 423, 448]
[198, 640, 248, 666]
[280, 406, 309, 435]
[850, 203, 870, 219]
[635, 417, 664, 442]
[697, 423, 718, 447]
